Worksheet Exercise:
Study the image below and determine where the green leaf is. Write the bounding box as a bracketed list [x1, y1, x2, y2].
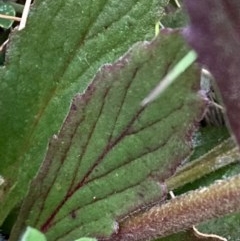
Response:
[10, 31, 205, 241]
[0, 3, 15, 29]
[0, 0, 169, 224]
[20, 227, 46, 241]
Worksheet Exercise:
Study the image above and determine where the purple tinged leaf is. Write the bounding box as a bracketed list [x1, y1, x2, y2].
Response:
[0, 0, 169, 225]
[10, 30, 205, 241]
[183, 0, 240, 146]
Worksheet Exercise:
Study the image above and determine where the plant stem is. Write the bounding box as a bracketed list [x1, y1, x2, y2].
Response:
[166, 138, 239, 190]
[108, 174, 240, 241]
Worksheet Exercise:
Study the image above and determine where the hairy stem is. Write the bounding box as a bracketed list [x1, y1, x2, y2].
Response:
[108, 174, 240, 241]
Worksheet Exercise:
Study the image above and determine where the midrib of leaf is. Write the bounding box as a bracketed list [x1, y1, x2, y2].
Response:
[0, 0, 168, 224]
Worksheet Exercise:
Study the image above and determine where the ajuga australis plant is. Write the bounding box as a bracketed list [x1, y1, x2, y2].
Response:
[0, 1, 240, 241]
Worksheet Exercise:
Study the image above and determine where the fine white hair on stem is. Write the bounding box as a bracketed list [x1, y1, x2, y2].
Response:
[141, 50, 197, 106]
[18, 0, 32, 30]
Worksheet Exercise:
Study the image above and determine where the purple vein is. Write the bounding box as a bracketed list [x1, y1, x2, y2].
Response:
[51, 138, 171, 232]
[40, 63, 181, 231]
[40, 105, 145, 232]
[40, 66, 142, 230]
[34, 109, 85, 226]
[67, 87, 110, 194]
[39, 54, 140, 232]
[45, 65, 139, 226]
[107, 67, 140, 143]
[127, 103, 184, 135]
